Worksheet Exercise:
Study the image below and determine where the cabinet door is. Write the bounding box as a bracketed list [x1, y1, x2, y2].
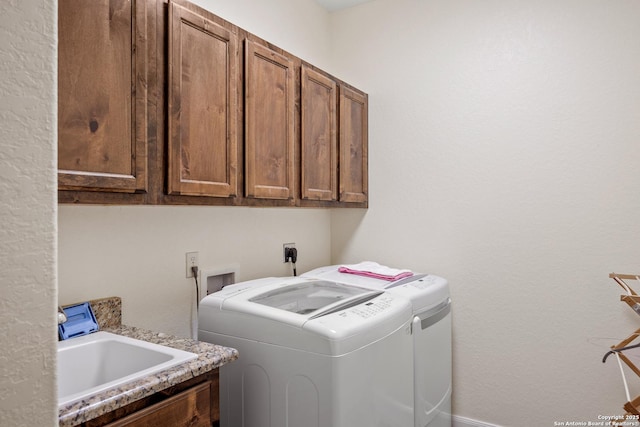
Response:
[339, 86, 368, 203]
[167, 2, 238, 197]
[104, 381, 212, 427]
[244, 40, 295, 200]
[58, 0, 148, 193]
[301, 66, 337, 201]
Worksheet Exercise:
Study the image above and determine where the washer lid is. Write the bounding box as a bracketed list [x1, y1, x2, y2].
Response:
[219, 278, 383, 328]
[249, 280, 371, 315]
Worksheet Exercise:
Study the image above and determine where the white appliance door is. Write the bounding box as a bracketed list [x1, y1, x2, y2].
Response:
[413, 298, 452, 427]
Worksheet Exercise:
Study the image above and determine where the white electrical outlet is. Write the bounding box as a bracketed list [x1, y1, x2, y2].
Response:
[283, 243, 296, 263]
[186, 251, 199, 278]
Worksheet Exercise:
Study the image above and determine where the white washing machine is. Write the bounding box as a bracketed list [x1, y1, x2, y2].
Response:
[198, 277, 415, 427]
[302, 265, 452, 427]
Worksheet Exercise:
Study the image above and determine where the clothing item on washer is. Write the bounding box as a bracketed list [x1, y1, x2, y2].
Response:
[198, 276, 415, 427]
[338, 261, 414, 281]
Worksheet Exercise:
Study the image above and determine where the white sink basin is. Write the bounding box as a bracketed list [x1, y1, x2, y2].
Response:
[57, 331, 198, 406]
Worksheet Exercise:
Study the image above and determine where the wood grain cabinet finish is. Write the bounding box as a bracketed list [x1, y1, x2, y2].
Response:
[167, 2, 238, 197]
[103, 381, 212, 427]
[339, 86, 368, 203]
[58, 0, 367, 208]
[58, 0, 148, 193]
[244, 39, 295, 200]
[301, 65, 338, 201]
[81, 371, 219, 427]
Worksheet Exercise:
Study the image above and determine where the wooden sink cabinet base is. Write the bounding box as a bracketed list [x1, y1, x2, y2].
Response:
[80, 370, 219, 427]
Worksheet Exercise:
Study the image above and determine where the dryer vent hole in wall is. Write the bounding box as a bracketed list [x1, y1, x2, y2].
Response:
[206, 272, 235, 295]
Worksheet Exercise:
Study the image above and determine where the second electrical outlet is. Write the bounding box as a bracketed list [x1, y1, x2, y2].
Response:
[283, 243, 296, 263]
[186, 251, 199, 278]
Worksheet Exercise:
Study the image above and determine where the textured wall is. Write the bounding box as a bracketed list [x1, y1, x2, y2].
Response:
[329, 0, 640, 425]
[0, 0, 58, 426]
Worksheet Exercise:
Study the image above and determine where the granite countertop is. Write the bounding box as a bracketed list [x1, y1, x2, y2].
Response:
[58, 325, 239, 427]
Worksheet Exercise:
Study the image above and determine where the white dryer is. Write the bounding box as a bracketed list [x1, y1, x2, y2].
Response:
[198, 277, 415, 427]
[302, 265, 452, 427]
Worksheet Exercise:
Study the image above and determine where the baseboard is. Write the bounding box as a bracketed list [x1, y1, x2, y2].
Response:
[452, 414, 503, 427]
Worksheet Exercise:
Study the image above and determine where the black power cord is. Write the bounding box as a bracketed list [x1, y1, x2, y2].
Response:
[284, 247, 298, 276]
[191, 265, 200, 312]
[190, 265, 200, 340]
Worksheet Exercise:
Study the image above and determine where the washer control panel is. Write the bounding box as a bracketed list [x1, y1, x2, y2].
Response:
[348, 295, 394, 319]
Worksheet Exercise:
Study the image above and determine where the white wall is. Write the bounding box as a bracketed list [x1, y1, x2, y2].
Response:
[58, 0, 333, 339]
[59, 206, 331, 337]
[0, 1, 58, 426]
[330, 0, 640, 425]
[191, 0, 332, 69]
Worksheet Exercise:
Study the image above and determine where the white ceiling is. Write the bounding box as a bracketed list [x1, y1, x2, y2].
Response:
[314, 0, 374, 12]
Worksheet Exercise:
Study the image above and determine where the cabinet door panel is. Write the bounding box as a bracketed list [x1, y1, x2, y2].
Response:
[168, 2, 238, 197]
[339, 86, 368, 203]
[301, 66, 337, 201]
[104, 381, 212, 427]
[244, 40, 295, 200]
[58, 0, 148, 192]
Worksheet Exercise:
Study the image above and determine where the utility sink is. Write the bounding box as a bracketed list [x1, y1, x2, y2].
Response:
[57, 331, 198, 406]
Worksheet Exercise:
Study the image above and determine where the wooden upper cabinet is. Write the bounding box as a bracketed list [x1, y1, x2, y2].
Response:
[339, 86, 368, 203]
[58, 0, 148, 193]
[301, 66, 337, 201]
[58, 0, 367, 208]
[244, 40, 295, 200]
[167, 2, 238, 197]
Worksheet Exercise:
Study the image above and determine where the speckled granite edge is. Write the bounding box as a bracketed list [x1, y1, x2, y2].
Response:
[58, 325, 239, 427]
[89, 296, 122, 329]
